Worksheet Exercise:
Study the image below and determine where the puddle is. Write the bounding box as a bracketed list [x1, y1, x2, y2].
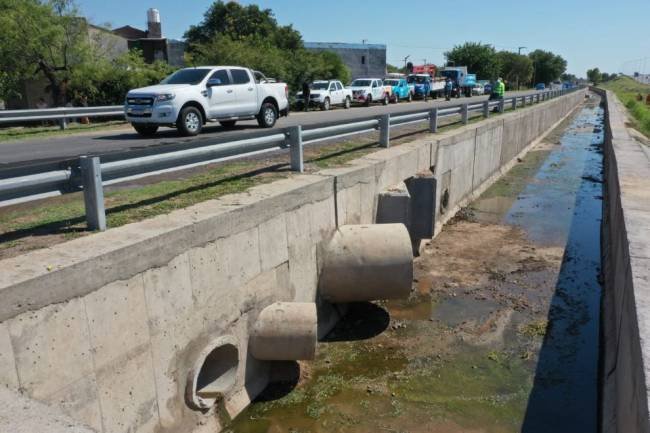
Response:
[228, 96, 604, 433]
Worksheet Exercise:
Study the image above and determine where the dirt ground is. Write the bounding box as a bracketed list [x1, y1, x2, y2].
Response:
[227, 96, 604, 433]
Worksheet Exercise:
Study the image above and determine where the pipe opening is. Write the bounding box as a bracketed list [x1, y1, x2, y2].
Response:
[186, 337, 239, 410]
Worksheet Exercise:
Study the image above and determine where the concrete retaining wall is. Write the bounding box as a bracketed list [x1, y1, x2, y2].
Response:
[598, 88, 650, 433]
[0, 89, 586, 433]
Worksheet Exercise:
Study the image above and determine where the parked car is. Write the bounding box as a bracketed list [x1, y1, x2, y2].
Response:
[295, 80, 352, 110]
[383, 78, 413, 103]
[478, 80, 492, 95]
[407, 74, 431, 100]
[535, 83, 546, 91]
[349, 78, 389, 106]
[472, 83, 485, 96]
[125, 66, 289, 136]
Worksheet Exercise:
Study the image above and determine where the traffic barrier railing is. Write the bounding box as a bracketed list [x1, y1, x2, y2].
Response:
[0, 87, 581, 231]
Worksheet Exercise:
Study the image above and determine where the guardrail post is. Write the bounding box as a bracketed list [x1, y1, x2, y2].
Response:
[379, 114, 390, 148]
[536, 93, 540, 103]
[429, 108, 438, 133]
[80, 156, 106, 231]
[512, 97, 517, 110]
[287, 125, 304, 172]
[59, 118, 67, 130]
[482, 100, 489, 118]
[498, 98, 505, 113]
[461, 104, 469, 124]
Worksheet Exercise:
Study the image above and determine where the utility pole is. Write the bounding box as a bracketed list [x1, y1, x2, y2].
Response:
[403, 55, 410, 73]
[517, 47, 527, 90]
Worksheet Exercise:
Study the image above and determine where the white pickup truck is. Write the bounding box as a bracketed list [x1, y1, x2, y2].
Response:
[349, 78, 390, 106]
[124, 66, 289, 136]
[295, 80, 352, 110]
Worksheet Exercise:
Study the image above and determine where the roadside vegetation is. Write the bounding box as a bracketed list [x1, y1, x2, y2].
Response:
[600, 75, 650, 138]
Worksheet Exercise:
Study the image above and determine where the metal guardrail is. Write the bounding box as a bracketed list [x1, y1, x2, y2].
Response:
[0, 88, 580, 231]
[0, 106, 124, 129]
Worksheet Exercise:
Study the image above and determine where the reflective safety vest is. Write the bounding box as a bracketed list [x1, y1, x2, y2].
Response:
[496, 81, 505, 96]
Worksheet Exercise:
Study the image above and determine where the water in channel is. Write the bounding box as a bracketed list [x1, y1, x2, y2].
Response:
[227, 94, 605, 433]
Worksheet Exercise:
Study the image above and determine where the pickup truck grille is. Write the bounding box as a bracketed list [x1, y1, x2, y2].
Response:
[126, 97, 154, 106]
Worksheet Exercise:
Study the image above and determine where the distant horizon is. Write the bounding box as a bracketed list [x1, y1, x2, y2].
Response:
[77, 0, 650, 77]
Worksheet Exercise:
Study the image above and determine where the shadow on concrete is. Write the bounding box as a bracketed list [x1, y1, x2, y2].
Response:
[321, 302, 390, 342]
[520, 102, 603, 433]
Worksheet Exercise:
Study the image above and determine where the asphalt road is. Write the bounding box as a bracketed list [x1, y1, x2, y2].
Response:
[0, 90, 537, 166]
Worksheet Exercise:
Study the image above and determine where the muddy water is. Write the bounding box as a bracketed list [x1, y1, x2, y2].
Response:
[227, 96, 604, 433]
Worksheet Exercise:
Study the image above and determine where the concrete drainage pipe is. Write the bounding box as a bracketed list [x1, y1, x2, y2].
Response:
[185, 335, 239, 410]
[318, 224, 413, 303]
[250, 302, 317, 361]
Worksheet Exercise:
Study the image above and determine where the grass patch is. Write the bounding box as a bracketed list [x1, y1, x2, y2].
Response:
[519, 319, 549, 338]
[0, 120, 127, 142]
[600, 76, 650, 138]
[0, 161, 286, 255]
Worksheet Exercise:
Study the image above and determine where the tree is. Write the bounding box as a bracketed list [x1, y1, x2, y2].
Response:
[387, 64, 403, 74]
[186, 1, 350, 91]
[68, 50, 173, 105]
[496, 52, 533, 89]
[528, 50, 567, 85]
[561, 73, 577, 83]
[586, 68, 602, 84]
[185, 1, 302, 51]
[0, 0, 91, 105]
[444, 42, 500, 80]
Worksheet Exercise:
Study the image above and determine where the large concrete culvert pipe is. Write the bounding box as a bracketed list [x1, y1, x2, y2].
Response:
[250, 302, 317, 361]
[318, 224, 413, 303]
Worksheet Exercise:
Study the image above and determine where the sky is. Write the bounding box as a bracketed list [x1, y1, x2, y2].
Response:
[76, 0, 650, 77]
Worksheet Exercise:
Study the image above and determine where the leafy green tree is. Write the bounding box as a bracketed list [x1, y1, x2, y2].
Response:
[561, 73, 577, 83]
[444, 42, 501, 80]
[528, 50, 567, 85]
[0, 0, 91, 105]
[387, 64, 403, 74]
[186, 1, 350, 91]
[586, 68, 602, 84]
[185, 1, 302, 51]
[496, 52, 533, 89]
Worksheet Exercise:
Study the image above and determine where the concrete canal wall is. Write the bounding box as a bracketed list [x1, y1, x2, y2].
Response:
[0, 89, 586, 433]
[599, 88, 650, 433]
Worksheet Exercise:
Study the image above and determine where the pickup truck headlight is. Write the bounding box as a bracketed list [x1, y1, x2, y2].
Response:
[155, 93, 175, 103]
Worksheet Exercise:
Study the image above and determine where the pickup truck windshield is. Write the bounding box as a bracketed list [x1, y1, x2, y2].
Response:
[351, 80, 372, 87]
[311, 82, 329, 90]
[161, 69, 210, 85]
[383, 80, 399, 86]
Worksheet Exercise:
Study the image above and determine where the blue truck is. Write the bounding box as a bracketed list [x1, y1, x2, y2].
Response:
[439, 66, 476, 98]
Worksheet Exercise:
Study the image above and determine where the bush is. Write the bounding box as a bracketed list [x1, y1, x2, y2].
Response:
[68, 50, 174, 106]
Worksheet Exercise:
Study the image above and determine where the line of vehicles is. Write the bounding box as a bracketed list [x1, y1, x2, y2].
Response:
[123, 64, 486, 137]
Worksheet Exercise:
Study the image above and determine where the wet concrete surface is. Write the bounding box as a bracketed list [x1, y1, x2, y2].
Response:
[226, 95, 604, 433]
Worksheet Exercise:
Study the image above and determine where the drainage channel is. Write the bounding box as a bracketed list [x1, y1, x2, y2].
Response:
[226, 94, 604, 433]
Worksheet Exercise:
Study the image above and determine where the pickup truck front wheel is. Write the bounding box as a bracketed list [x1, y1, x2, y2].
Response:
[177, 106, 203, 136]
[344, 97, 351, 109]
[257, 103, 277, 128]
[321, 98, 330, 111]
[132, 124, 159, 137]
